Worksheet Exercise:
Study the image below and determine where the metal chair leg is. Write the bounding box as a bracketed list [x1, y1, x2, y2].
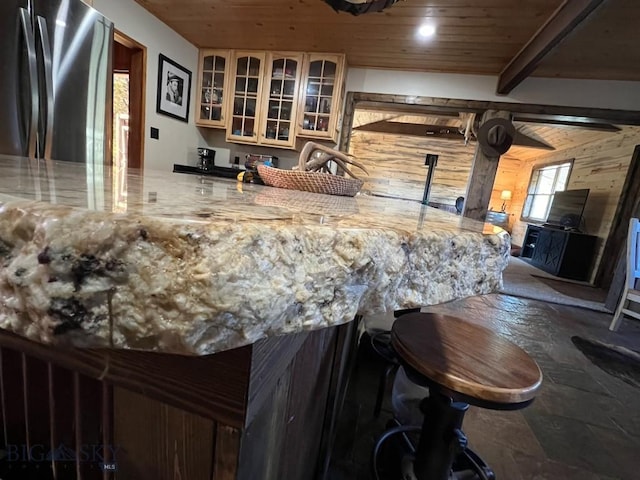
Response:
[374, 363, 398, 418]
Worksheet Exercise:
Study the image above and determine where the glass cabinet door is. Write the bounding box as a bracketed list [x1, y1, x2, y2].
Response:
[227, 52, 266, 143]
[196, 50, 230, 128]
[298, 54, 345, 142]
[260, 53, 302, 148]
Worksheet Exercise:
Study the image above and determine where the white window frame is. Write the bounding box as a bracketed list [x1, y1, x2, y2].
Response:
[521, 160, 573, 222]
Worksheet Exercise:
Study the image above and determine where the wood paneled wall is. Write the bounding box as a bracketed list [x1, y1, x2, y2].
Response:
[348, 108, 640, 285]
[349, 130, 476, 205]
[349, 124, 525, 227]
[509, 126, 640, 283]
[0, 321, 355, 480]
[491, 156, 526, 231]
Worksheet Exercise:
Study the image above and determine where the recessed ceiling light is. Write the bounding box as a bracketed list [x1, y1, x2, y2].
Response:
[418, 24, 436, 38]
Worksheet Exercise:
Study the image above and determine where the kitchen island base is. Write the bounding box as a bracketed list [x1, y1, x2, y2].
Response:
[0, 321, 358, 479]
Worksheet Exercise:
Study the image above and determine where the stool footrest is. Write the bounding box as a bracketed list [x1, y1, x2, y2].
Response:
[453, 448, 496, 480]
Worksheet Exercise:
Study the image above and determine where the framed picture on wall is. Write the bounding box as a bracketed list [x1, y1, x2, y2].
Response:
[156, 54, 192, 122]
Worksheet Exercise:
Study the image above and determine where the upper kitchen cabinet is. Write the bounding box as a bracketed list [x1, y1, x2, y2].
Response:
[196, 50, 346, 147]
[196, 50, 231, 128]
[297, 54, 346, 143]
[226, 51, 266, 144]
[258, 52, 303, 148]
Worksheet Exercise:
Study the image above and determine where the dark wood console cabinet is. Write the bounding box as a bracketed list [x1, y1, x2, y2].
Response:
[521, 224, 597, 281]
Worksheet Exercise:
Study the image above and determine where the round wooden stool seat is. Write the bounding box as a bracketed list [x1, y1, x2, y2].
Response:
[391, 312, 542, 408]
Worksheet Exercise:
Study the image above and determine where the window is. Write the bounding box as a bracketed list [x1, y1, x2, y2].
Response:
[522, 160, 573, 222]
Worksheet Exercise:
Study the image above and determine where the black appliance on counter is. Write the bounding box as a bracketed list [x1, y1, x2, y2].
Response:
[244, 154, 278, 185]
[173, 163, 241, 179]
[197, 148, 216, 172]
[244, 154, 278, 170]
[174, 148, 240, 179]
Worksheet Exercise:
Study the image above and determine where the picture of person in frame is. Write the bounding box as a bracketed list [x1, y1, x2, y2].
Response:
[166, 72, 183, 106]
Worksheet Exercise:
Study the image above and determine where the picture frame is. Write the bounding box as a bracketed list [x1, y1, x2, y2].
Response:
[156, 54, 192, 123]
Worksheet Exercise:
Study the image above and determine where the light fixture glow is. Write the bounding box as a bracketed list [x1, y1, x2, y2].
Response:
[500, 190, 512, 212]
[418, 24, 436, 38]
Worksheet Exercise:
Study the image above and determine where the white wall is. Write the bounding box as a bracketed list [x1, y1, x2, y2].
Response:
[93, 0, 202, 171]
[346, 68, 640, 111]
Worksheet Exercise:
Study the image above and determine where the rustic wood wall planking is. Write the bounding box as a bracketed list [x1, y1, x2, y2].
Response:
[0, 321, 355, 480]
[349, 109, 475, 204]
[348, 104, 640, 285]
[349, 109, 572, 225]
[508, 126, 640, 283]
[349, 129, 475, 204]
[491, 155, 525, 231]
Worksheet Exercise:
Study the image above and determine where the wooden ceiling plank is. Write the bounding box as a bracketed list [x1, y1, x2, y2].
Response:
[496, 0, 607, 94]
[166, 13, 550, 25]
[186, 29, 536, 42]
[134, 0, 640, 82]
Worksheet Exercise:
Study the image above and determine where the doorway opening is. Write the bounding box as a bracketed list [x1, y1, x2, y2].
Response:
[111, 31, 145, 212]
[112, 31, 146, 171]
[341, 92, 640, 290]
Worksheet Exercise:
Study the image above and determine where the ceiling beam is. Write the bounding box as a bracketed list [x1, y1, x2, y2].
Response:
[354, 121, 465, 140]
[348, 93, 640, 126]
[513, 114, 620, 132]
[354, 120, 556, 151]
[496, 0, 607, 95]
[356, 102, 462, 118]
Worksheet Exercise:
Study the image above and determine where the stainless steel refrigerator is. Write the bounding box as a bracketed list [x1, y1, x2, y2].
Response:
[0, 0, 113, 164]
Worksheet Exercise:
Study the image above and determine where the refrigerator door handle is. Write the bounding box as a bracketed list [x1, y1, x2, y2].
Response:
[19, 8, 39, 159]
[36, 16, 55, 161]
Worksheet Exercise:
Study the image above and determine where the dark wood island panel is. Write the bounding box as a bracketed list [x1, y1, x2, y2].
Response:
[0, 321, 357, 479]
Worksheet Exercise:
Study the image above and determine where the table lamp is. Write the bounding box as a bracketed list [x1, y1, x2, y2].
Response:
[500, 190, 512, 212]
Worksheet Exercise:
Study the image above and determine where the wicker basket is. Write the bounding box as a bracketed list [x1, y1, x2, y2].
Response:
[254, 186, 359, 215]
[257, 165, 363, 197]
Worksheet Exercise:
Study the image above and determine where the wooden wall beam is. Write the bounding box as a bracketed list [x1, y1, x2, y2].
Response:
[356, 103, 462, 118]
[354, 119, 555, 151]
[463, 110, 512, 222]
[597, 145, 640, 289]
[497, 0, 607, 95]
[347, 92, 640, 126]
[354, 120, 464, 140]
[513, 114, 621, 132]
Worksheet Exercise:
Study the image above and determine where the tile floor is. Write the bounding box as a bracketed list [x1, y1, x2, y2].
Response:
[328, 293, 640, 480]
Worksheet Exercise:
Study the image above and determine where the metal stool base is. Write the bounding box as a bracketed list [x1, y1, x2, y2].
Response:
[373, 391, 496, 480]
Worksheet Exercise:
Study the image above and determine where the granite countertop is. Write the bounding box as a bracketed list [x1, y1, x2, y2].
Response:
[0, 156, 509, 355]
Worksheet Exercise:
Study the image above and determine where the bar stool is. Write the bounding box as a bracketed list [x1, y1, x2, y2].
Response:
[368, 307, 421, 418]
[374, 312, 543, 480]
